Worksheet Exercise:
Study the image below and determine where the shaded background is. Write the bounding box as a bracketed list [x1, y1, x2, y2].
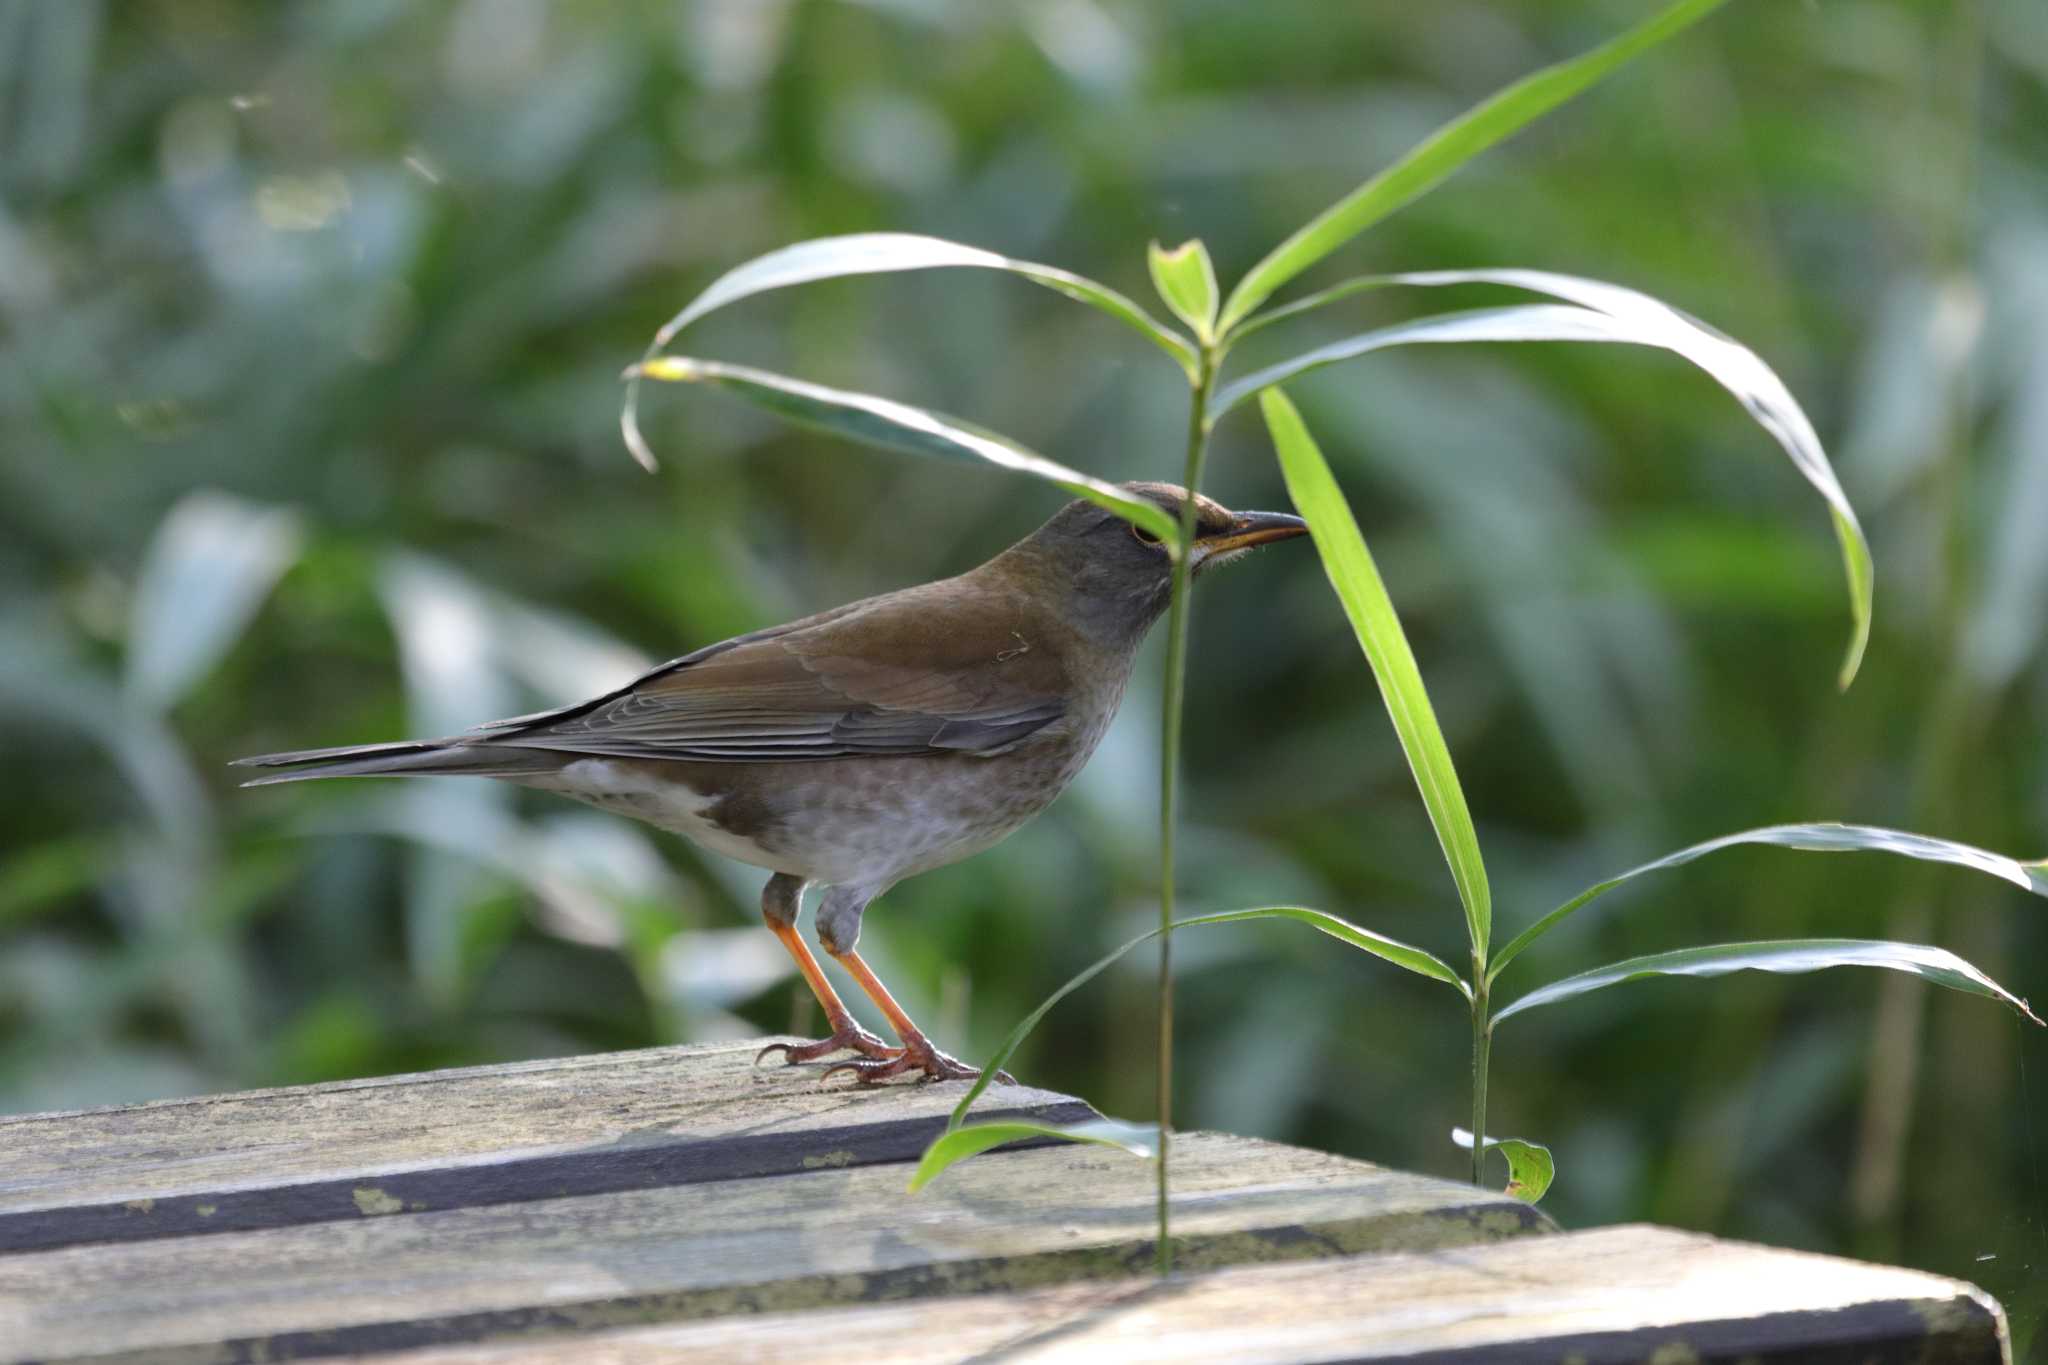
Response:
[4, 0, 2046, 1346]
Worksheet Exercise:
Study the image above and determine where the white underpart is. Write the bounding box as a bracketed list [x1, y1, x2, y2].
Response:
[537, 759, 787, 873]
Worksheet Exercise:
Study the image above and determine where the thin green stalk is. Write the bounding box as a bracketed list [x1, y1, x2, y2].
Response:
[1156, 347, 1218, 1275]
[1470, 986, 1492, 1186]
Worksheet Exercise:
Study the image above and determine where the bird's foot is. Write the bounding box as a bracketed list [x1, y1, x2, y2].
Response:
[755, 1021, 901, 1069]
[821, 1037, 1015, 1087]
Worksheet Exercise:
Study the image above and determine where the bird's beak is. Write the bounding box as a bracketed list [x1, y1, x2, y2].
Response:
[1194, 510, 1309, 560]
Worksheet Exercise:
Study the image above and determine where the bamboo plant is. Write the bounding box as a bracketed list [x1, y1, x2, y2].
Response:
[623, 0, 2044, 1267]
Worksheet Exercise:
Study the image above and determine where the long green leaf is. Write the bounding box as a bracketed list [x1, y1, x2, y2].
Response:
[1489, 823, 2048, 985]
[908, 1118, 1158, 1193]
[632, 357, 1179, 543]
[623, 232, 1197, 469]
[1451, 1128, 1555, 1203]
[1494, 938, 2043, 1027]
[1260, 388, 1492, 962]
[946, 905, 1467, 1132]
[1216, 270, 1873, 688]
[1215, 0, 1731, 333]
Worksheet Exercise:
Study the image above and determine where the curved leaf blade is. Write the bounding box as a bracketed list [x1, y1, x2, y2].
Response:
[908, 1118, 1158, 1193]
[1494, 938, 2043, 1027]
[947, 904, 1467, 1130]
[623, 232, 1196, 469]
[1216, 0, 1731, 333]
[1217, 271, 1872, 688]
[1148, 239, 1219, 343]
[1260, 388, 1491, 961]
[1489, 823, 2048, 985]
[126, 492, 304, 712]
[633, 357, 1178, 543]
[1451, 1128, 1554, 1203]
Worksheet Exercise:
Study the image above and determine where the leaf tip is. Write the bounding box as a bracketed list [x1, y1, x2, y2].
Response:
[618, 405, 661, 474]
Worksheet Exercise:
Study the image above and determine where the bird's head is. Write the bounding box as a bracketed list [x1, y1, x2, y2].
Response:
[995, 481, 1309, 644]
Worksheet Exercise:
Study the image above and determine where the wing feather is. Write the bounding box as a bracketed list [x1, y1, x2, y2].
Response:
[480, 584, 1071, 763]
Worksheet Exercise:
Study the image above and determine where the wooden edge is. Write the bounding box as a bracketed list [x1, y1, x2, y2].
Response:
[0, 1100, 1096, 1256]
[327, 1224, 2008, 1365]
[56, 1207, 1552, 1365]
[0, 1041, 751, 1127]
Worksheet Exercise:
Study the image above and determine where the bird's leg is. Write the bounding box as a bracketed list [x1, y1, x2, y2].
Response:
[752, 874, 900, 1068]
[810, 888, 1013, 1086]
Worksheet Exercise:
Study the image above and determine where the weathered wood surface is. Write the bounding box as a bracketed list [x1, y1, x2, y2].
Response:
[0, 1132, 1545, 1363]
[0, 1040, 2008, 1365]
[357, 1223, 2008, 1365]
[0, 1038, 1093, 1253]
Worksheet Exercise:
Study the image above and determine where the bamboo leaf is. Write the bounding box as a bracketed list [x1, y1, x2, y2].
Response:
[1489, 823, 2048, 985]
[631, 357, 1178, 543]
[946, 905, 1467, 1131]
[1215, 270, 1872, 688]
[1260, 388, 1491, 961]
[1147, 239, 1219, 343]
[1216, 0, 1731, 333]
[126, 492, 303, 712]
[1452, 1128, 1554, 1203]
[1494, 939, 2043, 1027]
[623, 232, 1197, 469]
[908, 1118, 1158, 1193]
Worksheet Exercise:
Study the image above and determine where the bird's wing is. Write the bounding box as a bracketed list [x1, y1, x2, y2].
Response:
[477, 588, 1072, 762]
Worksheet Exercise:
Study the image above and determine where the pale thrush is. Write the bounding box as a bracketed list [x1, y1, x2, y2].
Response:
[235, 482, 1308, 1083]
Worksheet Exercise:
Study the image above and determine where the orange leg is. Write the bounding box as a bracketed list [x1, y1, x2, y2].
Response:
[755, 917, 901, 1068]
[820, 946, 1013, 1087]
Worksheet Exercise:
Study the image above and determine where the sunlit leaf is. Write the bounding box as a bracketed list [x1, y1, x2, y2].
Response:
[126, 492, 303, 712]
[1216, 271, 1872, 688]
[1216, 0, 1731, 332]
[1260, 388, 1491, 961]
[908, 1118, 1158, 1193]
[623, 232, 1197, 469]
[1147, 239, 1219, 343]
[947, 905, 1467, 1130]
[1489, 823, 2048, 985]
[1452, 1127, 1554, 1202]
[1494, 938, 2042, 1027]
[633, 356, 1179, 543]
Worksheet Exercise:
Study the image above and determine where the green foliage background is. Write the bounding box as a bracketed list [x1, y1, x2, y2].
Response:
[4, 0, 2045, 1340]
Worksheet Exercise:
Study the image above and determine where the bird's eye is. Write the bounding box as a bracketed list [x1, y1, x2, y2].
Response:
[1130, 523, 1162, 547]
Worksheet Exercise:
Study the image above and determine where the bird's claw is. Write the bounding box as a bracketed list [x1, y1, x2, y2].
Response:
[820, 1042, 1015, 1087]
[755, 1022, 901, 1069]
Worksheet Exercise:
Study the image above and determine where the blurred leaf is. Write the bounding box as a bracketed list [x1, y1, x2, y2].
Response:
[0, 836, 109, 928]
[1494, 939, 2042, 1027]
[1147, 238, 1218, 343]
[1490, 823, 2048, 985]
[623, 232, 1196, 468]
[949, 904, 1466, 1130]
[1452, 1127, 1554, 1202]
[634, 357, 1180, 542]
[1216, 0, 1731, 332]
[1260, 388, 1490, 962]
[909, 1118, 1158, 1193]
[125, 492, 303, 712]
[1219, 270, 1872, 688]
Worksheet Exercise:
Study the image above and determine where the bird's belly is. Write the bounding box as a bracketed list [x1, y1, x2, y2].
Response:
[526, 759, 794, 874]
[525, 720, 1105, 888]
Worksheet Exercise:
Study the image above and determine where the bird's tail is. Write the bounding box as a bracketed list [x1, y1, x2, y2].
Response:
[230, 739, 560, 787]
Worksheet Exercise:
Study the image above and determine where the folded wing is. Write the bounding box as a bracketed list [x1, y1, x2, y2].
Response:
[481, 590, 1070, 762]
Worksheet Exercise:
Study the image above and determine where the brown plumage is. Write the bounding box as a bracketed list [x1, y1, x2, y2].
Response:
[235, 482, 1308, 1083]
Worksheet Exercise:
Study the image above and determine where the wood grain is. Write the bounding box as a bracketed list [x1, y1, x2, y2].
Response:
[0, 1038, 1092, 1252]
[352, 1224, 2009, 1365]
[0, 1132, 1546, 1363]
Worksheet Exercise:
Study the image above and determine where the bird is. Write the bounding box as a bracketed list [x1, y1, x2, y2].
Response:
[234, 482, 1309, 1084]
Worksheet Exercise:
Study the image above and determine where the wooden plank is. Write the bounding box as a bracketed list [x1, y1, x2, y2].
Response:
[352, 1224, 2010, 1365]
[0, 1132, 1547, 1364]
[0, 1039, 1092, 1253]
